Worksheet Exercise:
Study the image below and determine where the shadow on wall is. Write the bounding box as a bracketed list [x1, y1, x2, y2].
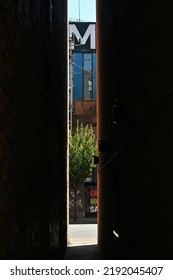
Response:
[0, 0, 67, 259]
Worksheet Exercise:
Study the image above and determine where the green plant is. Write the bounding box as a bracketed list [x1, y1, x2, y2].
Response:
[69, 120, 96, 220]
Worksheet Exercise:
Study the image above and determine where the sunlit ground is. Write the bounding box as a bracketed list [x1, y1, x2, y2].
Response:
[68, 224, 97, 247]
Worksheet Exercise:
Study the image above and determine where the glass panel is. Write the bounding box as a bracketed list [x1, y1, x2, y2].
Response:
[84, 54, 92, 70]
[84, 54, 92, 100]
[84, 73, 92, 100]
[73, 53, 83, 100]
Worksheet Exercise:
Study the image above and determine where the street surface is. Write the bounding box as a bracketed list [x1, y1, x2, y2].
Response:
[68, 224, 97, 246]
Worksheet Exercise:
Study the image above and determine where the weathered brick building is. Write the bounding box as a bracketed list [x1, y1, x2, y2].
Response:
[69, 22, 96, 131]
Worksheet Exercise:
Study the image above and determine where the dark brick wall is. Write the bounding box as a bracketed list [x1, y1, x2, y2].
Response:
[97, 0, 173, 259]
[0, 0, 67, 259]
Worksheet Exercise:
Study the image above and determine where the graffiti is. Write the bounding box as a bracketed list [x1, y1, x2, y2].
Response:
[69, 190, 83, 209]
[69, 198, 83, 208]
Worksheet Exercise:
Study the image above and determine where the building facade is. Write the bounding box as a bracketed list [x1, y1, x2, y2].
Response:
[69, 22, 97, 220]
[69, 22, 96, 129]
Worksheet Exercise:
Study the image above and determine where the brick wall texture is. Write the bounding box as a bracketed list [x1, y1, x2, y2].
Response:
[0, 0, 67, 259]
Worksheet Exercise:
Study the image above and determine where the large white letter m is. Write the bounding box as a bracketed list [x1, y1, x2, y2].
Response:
[69, 24, 95, 50]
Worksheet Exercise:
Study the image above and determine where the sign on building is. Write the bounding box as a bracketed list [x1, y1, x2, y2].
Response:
[69, 22, 96, 50]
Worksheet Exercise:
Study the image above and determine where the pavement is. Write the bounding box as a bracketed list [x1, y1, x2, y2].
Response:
[68, 224, 97, 245]
[64, 223, 103, 260]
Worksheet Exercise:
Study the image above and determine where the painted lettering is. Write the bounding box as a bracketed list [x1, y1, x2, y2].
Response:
[90, 206, 97, 213]
[90, 190, 97, 197]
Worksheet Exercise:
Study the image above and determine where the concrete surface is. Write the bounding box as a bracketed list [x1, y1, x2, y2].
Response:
[64, 223, 103, 260]
[68, 224, 97, 246]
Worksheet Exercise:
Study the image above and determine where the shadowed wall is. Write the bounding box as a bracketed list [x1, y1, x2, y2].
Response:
[97, 0, 173, 259]
[0, 0, 67, 259]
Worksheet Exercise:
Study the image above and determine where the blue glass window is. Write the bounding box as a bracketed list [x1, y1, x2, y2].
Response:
[73, 53, 82, 100]
[84, 54, 92, 100]
[72, 52, 96, 101]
